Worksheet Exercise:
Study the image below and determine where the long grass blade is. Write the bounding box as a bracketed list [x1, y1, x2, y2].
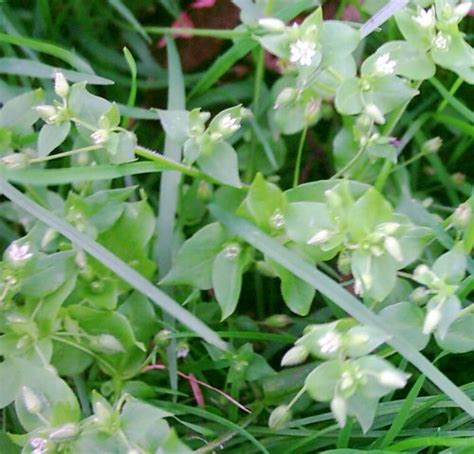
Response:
[210, 204, 474, 417]
[0, 178, 227, 351]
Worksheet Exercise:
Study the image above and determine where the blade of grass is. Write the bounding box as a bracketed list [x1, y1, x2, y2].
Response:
[108, 0, 151, 43]
[0, 58, 113, 85]
[0, 31, 94, 73]
[387, 436, 474, 451]
[210, 204, 474, 417]
[156, 38, 186, 395]
[0, 178, 227, 351]
[121, 47, 137, 127]
[377, 374, 426, 448]
[429, 78, 474, 123]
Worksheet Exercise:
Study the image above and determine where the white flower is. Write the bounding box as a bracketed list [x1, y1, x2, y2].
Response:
[281, 345, 308, 366]
[453, 202, 472, 228]
[258, 17, 286, 32]
[54, 72, 69, 98]
[270, 210, 285, 229]
[378, 370, 408, 388]
[7, 242, 33, 263]
[454, 1, 472, 19]
[330, 396, 347, 428]
[224, 243, 241, 259]
[384, 236, 403, 262]
[433, 32, 450, 51]
[340, 371, 355, 390]
[365, 103, 385, 124]
[90, 129, 109, 145]
[374, 53, 397, 75]
[318, 331, 341, 354]
[219, 114, 241, 134]
[413, 7, 435, 28]
[289, 39, 317, 66]
[30, 438, 47, 450]
[423, 307, 441, 334]
[307, 229, 332, 245]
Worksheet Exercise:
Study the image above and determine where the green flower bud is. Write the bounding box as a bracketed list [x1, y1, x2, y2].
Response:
[22, 386, 42, 414]
[49, 423, 80, 441]
[281, 345, 309, 367]
[263, 314, 292, 329]
[453, 202, 471, 229]
[269, 405, 292, 430]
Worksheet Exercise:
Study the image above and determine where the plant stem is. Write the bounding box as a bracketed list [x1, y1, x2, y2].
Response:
[145, 26, 248, 40]
[293, 124, 308, 187]
[331, 142, 367, 180]
[374, 80, 423, 191]
[30, 145, 101, 163]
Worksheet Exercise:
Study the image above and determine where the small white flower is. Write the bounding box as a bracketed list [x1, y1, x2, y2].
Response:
[258, 17, 286, 32]
[330, 396, 347, 428]
[270, 210, 285, 229]
[433, 32, 450, 51]
[90, 129, 109, 145]
[413, 7, 435, 28]
[281, 345, 308, 367]
[54, 72, 69, 98]
[378, 370, 408, 388]
[30, 438, 47, 450]
[7, 242, 33, 263]
[354, 278, 363, 295]
[274, 87, 297, 109]
[224, 243, 241, 259]
[453, 202, 472, 228]
[219, 114, 241, 134]
[374, 53, 397, 76]
[423, 307, 441, 334]
[454, 1, 472, 19]
[318, 331, 341, 354]
[177, 341, 190, 359]
[384, 236, 403, 262]
[289, 39, 317, 66]
[307, 229, 332, 245]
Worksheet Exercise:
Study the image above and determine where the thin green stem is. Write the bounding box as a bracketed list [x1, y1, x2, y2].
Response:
[30, 145, 101, 163]
[331, 142, 367, 180]
[293, 124, 308, 187]
[287, 385, 307, 410]
[374, 80, 423, 191]
[144, 26, 248, 40]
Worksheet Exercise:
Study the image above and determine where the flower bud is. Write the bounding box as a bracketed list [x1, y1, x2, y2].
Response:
[337, 252, 351, 275]
[224, 243, 241, 260]
[93, 400, 112, 425]
[364, 104, 385, 125]
[269, 405, 292, 430]
[413, 264, 435, 286]
[49, 423, 80, 441]
[274, 87, 297, 108]
[384, 236, 403, 262]
[258, 17, 286, 32]
[454, 1, 472, 19]
[176, 341, 190, 359]
[22, 386, 42, 414]
[378, 370, 408, 388]
[270, 210, 285, 229]
[94, 334, 124, 353]
[5, 242, 33, 264]
[423, 136, 442, 153]
[307, 229, 332, 245]
[0, 153, 29, 169]
[154, 329, 172, 347]
[54, 72, 69, 98]
[281, 345, 309, 367]
[36, 105, 58, 124]
[197, 180, 212, 202]
[330, 396, 347, 428]
[410, 286, 431, 305]
[423, 307, 441, 335]
[453, 202, 471, 229]
[263, 314, 292, 329]
[304, 99, 320, 123]
[90, 129, 109, 145]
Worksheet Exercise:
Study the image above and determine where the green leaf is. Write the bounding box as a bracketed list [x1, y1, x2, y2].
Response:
[0, 360, 20, 409]
[0, 89, 43, 131]
[276, 263, 315, 316]
[335, 78, 363, 115]
[379, 302, 429, 351]
[361, 41, 435, 80]
[156, 429, 193, 454]
[162, 223, 228, 289]
[118, 292, 158, 343]
[395, 8, 432, 48]
[38, 121, 71, 157]
[108, 0, 150, 43]
[197, 141, 242, 187]
[158, 109, 190, 145]
[212, 247, 245, 320]
[320, 21, 359, 68]
[432, 247, 466, 284]
[305, 359, 344, 401]
[367, 76, 419, 114]
[429, 295, 462, 339]
[68, 82, 111, 126]
[20, 251, 75, 298]
[346, 393, 378, 433]
[436, 313, 474, 353]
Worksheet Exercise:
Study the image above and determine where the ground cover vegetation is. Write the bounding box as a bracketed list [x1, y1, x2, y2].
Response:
[0, 0, 473, 452]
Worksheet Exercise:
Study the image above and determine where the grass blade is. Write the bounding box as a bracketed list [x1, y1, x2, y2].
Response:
[0, 31, 94, 73]
[108, 0, 151, 43]
[429, 78, 474, 123]
[0, 58, 113, 85]
[0, 178, 227, 351]
[156, 38, 186, 393]
[210, 204, 474, 418]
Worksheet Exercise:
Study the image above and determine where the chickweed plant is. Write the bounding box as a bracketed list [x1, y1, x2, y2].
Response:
[0, 0, 473, 452]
